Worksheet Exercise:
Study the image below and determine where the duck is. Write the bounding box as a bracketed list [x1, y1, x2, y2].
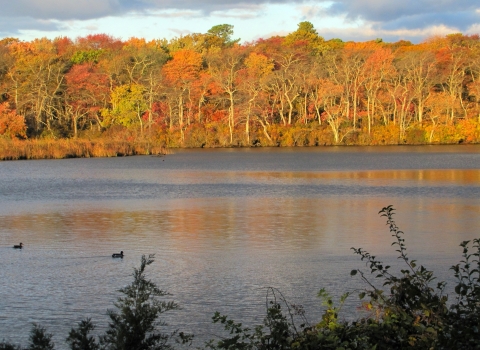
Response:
[112, 251, 124, 258]
[13, 243, 23, 249]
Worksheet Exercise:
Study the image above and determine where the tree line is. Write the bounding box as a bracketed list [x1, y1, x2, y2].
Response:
[1, 23, 480, 150]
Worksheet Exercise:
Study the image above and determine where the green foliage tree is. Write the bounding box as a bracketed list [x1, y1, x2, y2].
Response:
[206, 24, 240, 47]
[100, 254, 187, 350]
[285, 21, 319, 41]
[66, 318, 99, 350]
[70, 50, 103, 64]
[284, 21, 326, 54]
[102, 84, 147, 133]
[0, 341, 21, 350]
[27, 324, 55, 350]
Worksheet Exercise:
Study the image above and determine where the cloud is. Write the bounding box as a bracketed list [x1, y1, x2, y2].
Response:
[1, 0, 118, 21]
[327, 0, 478, 22]
[0, 0, 479, 43]
[318, 24, 461, 43]
[468, 23, 480, 35]
[0, 17, 62, 36]
[297, 5, 325, 21]
[325, 0, 480, 31]
[0, 0, 308, 21]
[379, 12, 480, 32]
[168, 27, 193, 37]
[2, 0, 480, 26]
[210, 8, 264, 20]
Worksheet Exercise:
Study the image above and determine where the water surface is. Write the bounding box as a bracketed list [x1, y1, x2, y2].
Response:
[1, 145, 480, 348]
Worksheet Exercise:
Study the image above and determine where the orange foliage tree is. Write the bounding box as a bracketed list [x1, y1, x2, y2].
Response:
[162, 49, 203, 142]
[0, 102, 26, 138]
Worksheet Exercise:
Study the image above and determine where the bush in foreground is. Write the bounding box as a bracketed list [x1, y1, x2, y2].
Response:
[2, 255, 190, 350]
[100, 254, 190, 350]
[206, 206, 480, 349]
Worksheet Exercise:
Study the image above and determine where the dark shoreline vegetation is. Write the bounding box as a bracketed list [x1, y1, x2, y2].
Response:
[2, 206, 480, 349]
[2, 24, 480, 161]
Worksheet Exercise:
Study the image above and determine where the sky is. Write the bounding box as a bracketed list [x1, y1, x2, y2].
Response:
[1, 0, 479, 44]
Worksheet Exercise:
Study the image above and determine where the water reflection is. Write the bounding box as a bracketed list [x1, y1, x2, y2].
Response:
[209, 169, 480, 184]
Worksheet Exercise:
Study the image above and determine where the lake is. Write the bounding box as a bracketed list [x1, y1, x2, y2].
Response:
[1, 145, 480, 348]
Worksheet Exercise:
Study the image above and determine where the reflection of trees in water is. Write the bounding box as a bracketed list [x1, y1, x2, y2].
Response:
[239, 169, 480, 185]
[2, 191, 479, 256]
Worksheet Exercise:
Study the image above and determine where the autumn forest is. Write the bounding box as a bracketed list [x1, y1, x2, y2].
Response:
[1, 22, 480, 159]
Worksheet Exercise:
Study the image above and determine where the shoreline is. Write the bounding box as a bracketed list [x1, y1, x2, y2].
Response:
[1, 137, 477, 161]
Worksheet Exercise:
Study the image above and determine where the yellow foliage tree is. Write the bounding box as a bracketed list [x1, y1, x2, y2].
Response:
[102, 84, 147, 134]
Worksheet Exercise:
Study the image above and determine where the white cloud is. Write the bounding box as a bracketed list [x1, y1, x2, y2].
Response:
[146, 10, 203, 19]
[466, 23, 480, 36]
[318, 23, 462, 43]
[298, 5, 325, 21]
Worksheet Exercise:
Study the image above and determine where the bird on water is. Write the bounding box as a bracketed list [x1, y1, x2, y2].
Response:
[13, 243, 23, 249]
[112, 251, 124, 258]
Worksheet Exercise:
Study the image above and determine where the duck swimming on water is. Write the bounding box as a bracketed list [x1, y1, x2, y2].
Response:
[112, 251, 124, 258]
[13, 243, 23, 249]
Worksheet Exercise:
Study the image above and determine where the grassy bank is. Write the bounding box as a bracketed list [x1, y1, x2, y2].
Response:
[0, 138, 167, 161]
[2, 118, 480, 161]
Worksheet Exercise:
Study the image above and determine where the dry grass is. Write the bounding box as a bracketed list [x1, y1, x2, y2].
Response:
[0, 138, 168, 161]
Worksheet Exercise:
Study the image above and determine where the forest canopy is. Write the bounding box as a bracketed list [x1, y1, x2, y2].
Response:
[1, 24, 480, 151]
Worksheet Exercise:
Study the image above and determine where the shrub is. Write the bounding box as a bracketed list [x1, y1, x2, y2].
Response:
[0, 341, 21, 350]
[100, 254, 192, 350]
[27, 324, 55, 350]
[349, 205, 448, 348]
[206, 205, 480, 349]
[439, 238, 480, 348]
[66, 318, 99, 350]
